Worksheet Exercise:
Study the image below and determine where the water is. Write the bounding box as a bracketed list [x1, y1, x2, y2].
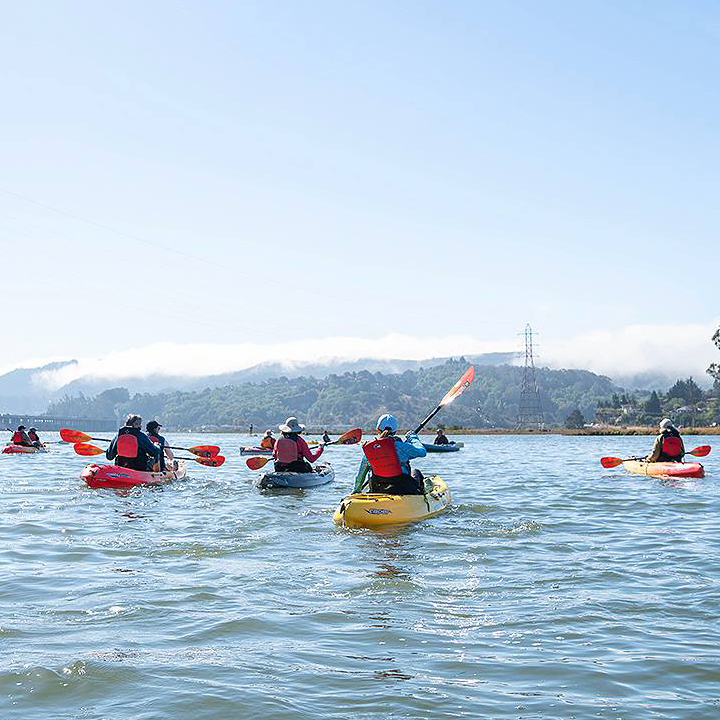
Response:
[1, 433, 718, 719]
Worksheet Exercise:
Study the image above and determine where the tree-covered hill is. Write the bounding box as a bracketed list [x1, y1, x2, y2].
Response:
[46, 359, 623, 430]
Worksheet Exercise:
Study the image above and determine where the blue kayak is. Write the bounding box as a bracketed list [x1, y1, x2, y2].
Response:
[422, 442, 464, 453]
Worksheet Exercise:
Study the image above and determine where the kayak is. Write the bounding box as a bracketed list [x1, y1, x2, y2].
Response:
[333, 476, 451, 528]
[241, 446, 273, 456]
[81, 461, 187, 489]
[422, 442, 464, 453]
[623, 460, 704, 479]
[2, 443, 48, 454]
[257, 463, 334, 489]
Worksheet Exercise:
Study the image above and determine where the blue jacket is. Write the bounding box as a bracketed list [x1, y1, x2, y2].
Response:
[354, 432, 426, 492]
[106, 427, 161, 464]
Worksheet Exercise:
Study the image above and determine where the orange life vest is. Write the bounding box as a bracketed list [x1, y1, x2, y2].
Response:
[661, 436, 683, 458]
[362, 437, 402, 478]
[275, 436, 299, 464]
[11, 431, 24, 444]
[261, 436, 275, 449]
[117, 434, 139, 458]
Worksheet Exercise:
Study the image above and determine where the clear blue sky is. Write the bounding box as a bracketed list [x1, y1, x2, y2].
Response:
[1, 0, 718, 371]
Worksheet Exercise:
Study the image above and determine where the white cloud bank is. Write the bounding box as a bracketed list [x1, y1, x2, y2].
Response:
[23, 322, 720, 390]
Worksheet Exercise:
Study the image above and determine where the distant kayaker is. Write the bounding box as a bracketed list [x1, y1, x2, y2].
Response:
[434, 428, 449, 445]
[273, 416, 324, 473]
[260, 430, 275, 450]
[106, 414, 162, 471]
[249, 423, 254, 435]
[10, 425, 32, 447]
[146, 420, 174, 464]
[354, 414, 427, 495]
[322, 430, 331, 444]
[27, 427, 43, 448]
[646, 418, 685, 463]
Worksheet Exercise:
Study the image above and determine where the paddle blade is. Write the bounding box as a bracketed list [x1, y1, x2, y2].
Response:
[439, 366, 475, 407]
[61, 428, 91, 443]
[334, 428, 362, 445]
[600, 456, 624, 468]
[74, 442, 105, 456]
[188, 445, 221, 457]
[246, 456, 272, 470]
[688, 445, 711, 457]
[195, 455, 225, 467]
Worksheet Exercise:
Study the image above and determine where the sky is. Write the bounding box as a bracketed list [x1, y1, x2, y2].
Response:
[1, 0, 718, 382]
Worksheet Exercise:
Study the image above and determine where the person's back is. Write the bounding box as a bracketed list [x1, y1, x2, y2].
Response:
[261, 431, 275, 450]
[106, 414, 161, 471]
[27, 428, 42, 447]
[272, 417, 324, 473]
[434, 430, 449, 445]
[11, 426, 32, 446]
[647, 419, 685, 463]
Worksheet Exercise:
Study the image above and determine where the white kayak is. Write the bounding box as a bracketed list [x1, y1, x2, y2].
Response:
[257, 463, 335, 489]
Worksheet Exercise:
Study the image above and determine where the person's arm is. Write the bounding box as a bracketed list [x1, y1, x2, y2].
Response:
[646, 435, 662, 462]
[353, 457, 370, 493]
[679, 436, 686, 458]
[402, 432, 427, 459]
[106, 437, 118, 461]
[299, 437, 323, 462]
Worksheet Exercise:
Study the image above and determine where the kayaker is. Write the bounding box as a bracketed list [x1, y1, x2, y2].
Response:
[249, 423, 254, 435]
[260, 430, 275, 450]
[273, 417, 324, 473]
[27, 427, 43, 448]
[106, 414, 162, 471]
[10, 425, 32, 447]
[646, 418, 685, 463]
[434, 428, 449, 445]
[146, 420, 174, 464]
[322, 430, 331, 443]
[354, 414, 427, 495]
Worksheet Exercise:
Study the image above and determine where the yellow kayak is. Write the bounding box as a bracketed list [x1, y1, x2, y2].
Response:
[333, 476, 451, 528]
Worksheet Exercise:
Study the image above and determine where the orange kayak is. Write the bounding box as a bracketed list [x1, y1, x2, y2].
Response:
[623, 460, 704, 479]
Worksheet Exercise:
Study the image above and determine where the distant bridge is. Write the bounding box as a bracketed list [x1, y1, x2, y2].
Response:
[1, 414, 117, 432]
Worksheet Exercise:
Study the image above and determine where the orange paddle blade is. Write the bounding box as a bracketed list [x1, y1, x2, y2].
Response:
[334, 428, 362, 445]
[246, 456, 272, 470]
[440, 366, 475, 406]
[74, 442, 105, 456]
[600, 456, 624, 469]
[195, 455, 225, 467]
[61, 428, 91, 443]
[188, 445, 220, 457]
[688, 445, 711, 457]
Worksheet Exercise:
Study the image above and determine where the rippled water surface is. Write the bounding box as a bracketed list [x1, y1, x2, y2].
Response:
[1, 433, 719, 719]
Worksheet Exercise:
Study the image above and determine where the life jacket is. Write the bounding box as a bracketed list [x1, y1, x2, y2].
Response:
[116, 431, 139, 458]
[661, 435, 683, 459]
[363, 437, 403, 478]
[28, 431, 40, 442]
[275, 436, 300, 464]
[11, 431, 25, 444]
[261, 436, 275, 450]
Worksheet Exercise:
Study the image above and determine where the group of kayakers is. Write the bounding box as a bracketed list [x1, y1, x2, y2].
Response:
[8, 425, 44, 448]
[104, 415, 173, 471]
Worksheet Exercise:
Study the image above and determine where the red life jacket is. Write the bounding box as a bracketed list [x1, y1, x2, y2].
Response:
[363, 437, 402, 478]
[11, 431, 24, 444]
[275, 436, 299, 464]
[116, 434, 139, 458]
[28, 431, 39, 442]
[261, 436, 275, 449]
[661, 436, 683, 458]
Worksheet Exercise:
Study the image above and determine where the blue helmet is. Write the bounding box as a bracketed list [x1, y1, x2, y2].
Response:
[376, 414, 398, 433]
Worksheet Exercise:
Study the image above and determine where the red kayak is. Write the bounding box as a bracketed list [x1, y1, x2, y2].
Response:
[81, 461, 187, 489]
[3, 443, 48, 454]
[623, 460, 704, 479]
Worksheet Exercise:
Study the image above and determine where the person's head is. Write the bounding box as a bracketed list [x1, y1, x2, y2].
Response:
[17, 425, 26, 432]
[436, 428, 444, 434]
[659, 418, 674, 432]
[125, 414, 142, 429]
[146, 420, 162, 434]
[279, 417, 304, 435]
[265, 429, 273, 437]
[28, 427, 37, 433]
[376, 414, 398, 438]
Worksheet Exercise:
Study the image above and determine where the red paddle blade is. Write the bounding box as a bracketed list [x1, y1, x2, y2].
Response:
[74, 442, 104, 456]
[246, 456, 272, 470]
[195, 455, 225, 467]
[61, 428, 91, 443]
[188, 445, 220, 457]
[335, 428, 362, 445]
[600, 456, 624, 468]
[440, 366, 475, 407]
[688, 445, 711, 457]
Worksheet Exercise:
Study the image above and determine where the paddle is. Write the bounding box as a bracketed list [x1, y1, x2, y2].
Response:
[600, 445, 712, 469]
[73, 442, 225, 467]
[60, 428, 219, 457]
[412, 366, 475, 435]
[245, 427, 363, 470]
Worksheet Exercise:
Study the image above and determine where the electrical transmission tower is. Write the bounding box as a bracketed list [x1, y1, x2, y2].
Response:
[517, 324, 544, 430]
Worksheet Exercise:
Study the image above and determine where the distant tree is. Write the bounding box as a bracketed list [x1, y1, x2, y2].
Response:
[565, 408, 585, 429]
[708, 327, 720, 390]
[667, 377, 703, 404]
[644, 391, 662, 415]
[611, 394, 621, 409]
